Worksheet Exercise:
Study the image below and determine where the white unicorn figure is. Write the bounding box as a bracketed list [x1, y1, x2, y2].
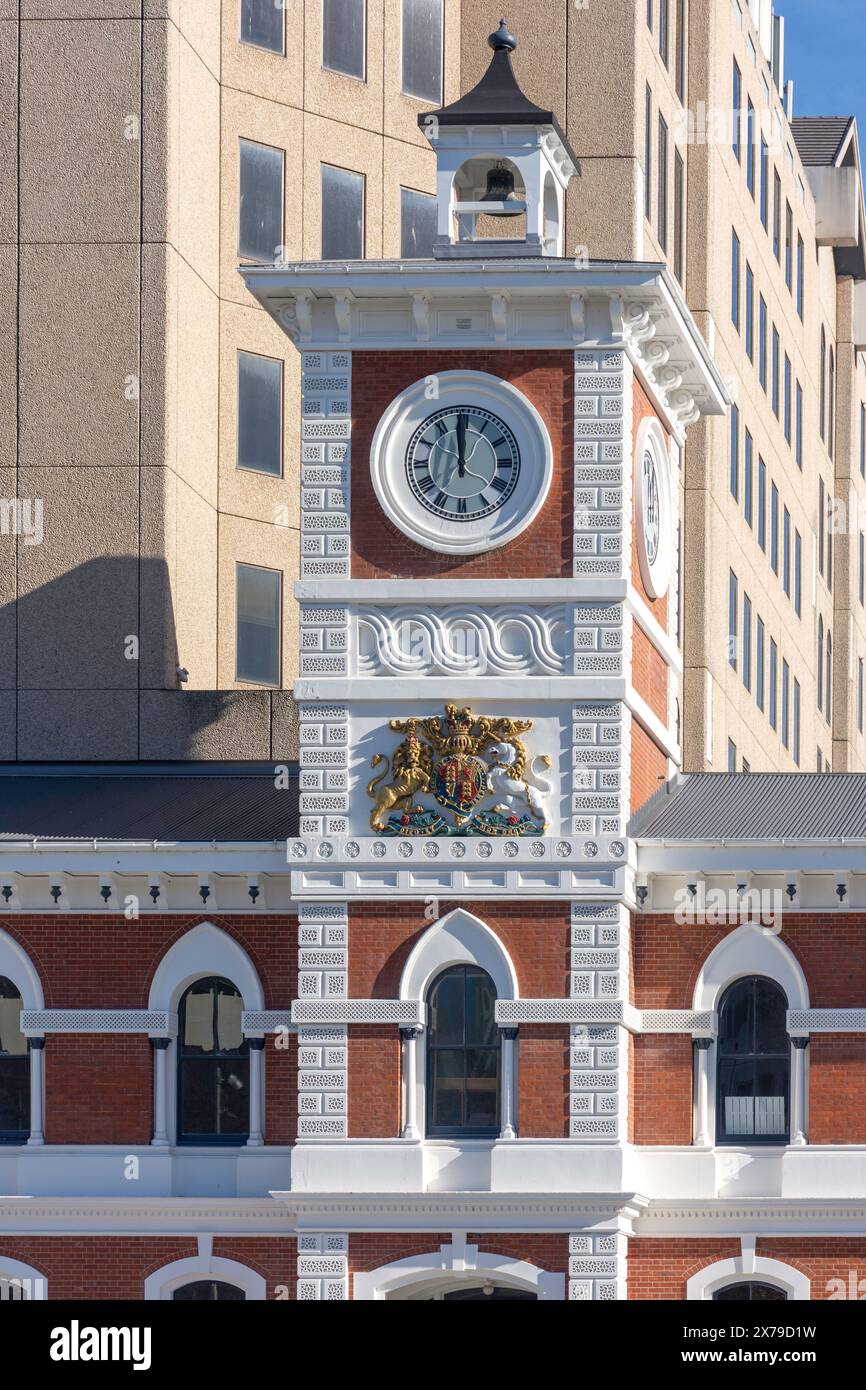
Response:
[485, 741, 553, 825]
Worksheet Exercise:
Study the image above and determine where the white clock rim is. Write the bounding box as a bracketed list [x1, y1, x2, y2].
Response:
[634, 415, 674, 600]
[369, 370, 554, 556]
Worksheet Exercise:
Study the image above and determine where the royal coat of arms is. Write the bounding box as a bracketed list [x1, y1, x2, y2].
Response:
[366, 704, 552, 837]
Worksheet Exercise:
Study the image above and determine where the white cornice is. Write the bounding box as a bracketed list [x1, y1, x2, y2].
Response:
[271, 1190, 648, 1234]
[0, 1198, 293, 1236]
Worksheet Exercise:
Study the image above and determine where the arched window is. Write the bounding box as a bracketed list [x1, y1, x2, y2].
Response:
[172, 1280, 245, 1301]
[716, 976, 789, 1144]
[426, 965, 499, 1138]
[177, 977, 249, 1144]
[0, 977, 29, 1142]
[817, 618, 824, 711]
[713, 1282, 787, 1302]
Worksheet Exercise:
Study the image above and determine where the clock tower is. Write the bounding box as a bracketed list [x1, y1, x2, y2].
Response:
[242, 22, 728, 1301]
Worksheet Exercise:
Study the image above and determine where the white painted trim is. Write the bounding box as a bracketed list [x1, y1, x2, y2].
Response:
[399, 908, 519, 1003]
[297, 578, 630, 603]
[294, 677, 630, 701]
[634, 416, 675, 600]
[143, 1255, 267, 1301]
[0, 1256, 48, 1300]
[687, 1255, 810, 1301]
[148, 921, 265, 1013]
[626, 584, 683, 673]
[353, 1242, 565, 1301]
[0, 927, 44, 1009]
[693, 923, 810, 1012]
[626, 686, 680, 761]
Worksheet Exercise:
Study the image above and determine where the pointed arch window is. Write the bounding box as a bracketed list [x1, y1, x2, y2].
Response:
[716, 977, 789, 1145]
[713, 1282, 787, 1302]
[177, 977, 249, 1144]
[426, 965, 499, 1137]
[0, 978, 29, 1142]
[173, 1281, 245, 1301]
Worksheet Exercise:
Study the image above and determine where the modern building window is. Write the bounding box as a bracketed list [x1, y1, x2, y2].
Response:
[658, 115, 669, 251]
[793, 677, 801, 765]
[818, 477, 825, 576]
[769, 638, 778, 729]
[716, 977, 789, 1144]
[660, 0, 670, 64]
[756, 616, 765, 711]
[323, 0, 366, 79]
[784, 202, 793, 290]
[426, 965, 499, 1137]
[794, 530, 802, 617]
[757, 456, 766, 549]
[174, 1281, 246, 1302]
[729, 404, 740, 500]
[676, 0, 687, 102]
[732, 60, 741, 162]
[861, 403, 865, 477]
[645, 86, 653, 221]
[237, 352, 283, 477]
[826, 630, 832, 722]
[731, 230, 740, 329]
[827, 486, 834, 591]
[745, 263, 754, 360]
[771, 326, 780, 417]
[401, 0, 443, 103]
[770, 482, 779, 574]
[781, 659, 790, 748]
[400, 187, 437, 257]
[820, 328, 826, 440]
[728, 570, 738, 670]
[758, 296, 767, 391]
[796, 234, 805, 318]
[674, 150, 685, 284]
[760, 138, 769, 229]
[743, 592, 752, 691]
[0, 979, 28, 1142]
[773, 168, 781, 261]
[817, 617, 824, 711]
[240, 0, 285, 53]
[746, 100, 755, 195]
[829, 347, 835, 459]
[238, 139, 284, 262]
[177, 977, 250, 1145]
[782, 507, 791, 597]
[795, 381, 803, 468]
[714, 1283, 787, 1303]
[860, 531, 864, 605]
[727, 739, 737, 773]
[744, 430, 753, 527]
[783, 354, 791, 443]
[859, 659, 864, 734]
[647, 0, 653, 29]
[321, 163, 364, 259]
[236, 562, 281, 686]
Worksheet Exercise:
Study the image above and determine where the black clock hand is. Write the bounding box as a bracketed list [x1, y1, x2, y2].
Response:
[456, 412, 467, 477]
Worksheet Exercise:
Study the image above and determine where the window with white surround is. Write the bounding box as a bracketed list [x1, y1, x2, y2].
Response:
[144, 1256, 266, 1301]
[0, 977, 28, 1142]
[688, 1256, 809, 1301]
[238, 138, 284, 262]
[236, 562, 281, 686]
[401, 0, 443, 103]
[323, 0, 365, 79]
[237, 352, 283, 476]
[321, 164, 364, 259]
[240, 0, 285, 54]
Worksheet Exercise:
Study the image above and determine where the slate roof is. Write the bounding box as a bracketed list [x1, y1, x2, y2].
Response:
[791, 116, 854, 167]
[0, 764, 299, 841]
[629, 773, 866, 844]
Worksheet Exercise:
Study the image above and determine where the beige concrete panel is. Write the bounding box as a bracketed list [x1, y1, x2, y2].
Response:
[304, 0, 384, 134]
[220, 89, 304, 306]
[171, 253, 220, 506]
[0, 467, 16, 691]
[381, 0, 460, 148]
[217, 511, 299, 688]
[381, 135, 436, 258]
[459, 1, 561, 114]
[0, 246, 15, 471]
[19, 20, 141, 244]
[172, 474, 218, 688]
[0, 693, 15, 759]
[271, 690, 299, 759]
[175, 23, 221, 291]
[141, 14, 173, 247]
[566, 0, 635, 158]
[0, 2, 18, 17]
[19, 243, 140, 469]
[222, 0, 303, 106]
[0, 23, 18, 244]
[22, 3, 141, 16]
[144, 1, 220, 78]
[140, 242, 171, 472]
[16, 466, 139, 690]
[18, 690, 138, 759]
[138, 465, 179, 689]
[139, 689, 272, 758]
[218, 300, 300, 525]
[301, 112, 384, 260]
[565, 157, 642, 264]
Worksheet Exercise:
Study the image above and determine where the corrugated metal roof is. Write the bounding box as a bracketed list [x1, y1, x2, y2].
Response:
[0, 765, 299, 841]
[791, 116, 854, 167]
[629, 773, 866, 843]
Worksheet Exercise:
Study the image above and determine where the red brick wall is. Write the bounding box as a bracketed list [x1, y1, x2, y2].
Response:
[348, 1024, 401, 1137]
[518, 1025, 570, 1137]
[631, 1034, 693, 1145]
[0, 1237, 295, 1300]
[809, 1036, 866, 1145]
[631, 374, 670, 628]
[1, 913, 298, 1145]
[632, 619, 669, 724]
[351, 351, 574, 579]
[629, 1238, 866, 1300]
[348, 1232, 567, 1298]
[630, 720, 668, 814]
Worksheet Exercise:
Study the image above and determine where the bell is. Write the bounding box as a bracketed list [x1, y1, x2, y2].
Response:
[480, 162, 518, 214]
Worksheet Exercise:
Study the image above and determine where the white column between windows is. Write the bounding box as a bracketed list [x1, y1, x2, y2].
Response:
[27, 1037, 44, 1146]
[790, 1037, 809, 1146]
[693, 1038, 712, 1147]
[500, 1027, 518, 1139]
[400, 1026, 422, 1139]
[150, 1037, 169, 1147]
[247, 1038, 265, 1146]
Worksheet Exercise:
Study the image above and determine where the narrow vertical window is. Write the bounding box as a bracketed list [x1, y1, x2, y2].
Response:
[757, 457, 766, 550]
[826, 631, 832, 722]
[817, 617, 824, 710]
[241, 0, 285, 52]
[645, 86, 653, 221]
[674, 150, 685, 284]
[321, 164, 364, 259]
[743, 593, 752, 691]
[818, 477, 825, 576]
[758, 296, 767, 391]
[727, 739, 737, 773]
[732, 61, 742, 162]
[729, 570, 738, 670]
[401, 0, 443, 103]
[238, 139, 284, 262]
[323, 0, 366, 79]
[771, 326, 780, 417]
[658, 115, 669, 251]
[729, 404, 739, 500]
[760, 138, 769, 229]
[177, 978, 250, 1144]
[827, 487, 834, 592]
[773, 168, 781, 261]
[731, 229, 740, 330]
[745, 263, 754, 360]
[785, 202, 793, 289]
[795, 382, 803, 468]
[400, 187, 437, 257]
[796, 234, 805, 318]
[860, 403, 865, 477]
[236, 563, 281, 686]
[426, 966, 500, 1137]
[756, 616, 765, 711]
[0, 979, 29, 1141]
[783, 354, 792, 443]
[794, 531, 802, 617]
[782, 507, 791, 597]
[781, 660, 790, 749]
[829, 347, 835, 459]
[237, 352, 283, 477]
[660, 0, 670, 64]
[859, 659, 864, 734]
[676, 0, 687, 102]
[793, 678, 801, 765]
[744, 430, 753, 527]
[770, 483, 779, 574]
[859, 531, 864, 606]
[746, 100, 755, 196]
[820, 328, 826, 440]
[647, 0, 653, 29]
[769, 639, 778, 729]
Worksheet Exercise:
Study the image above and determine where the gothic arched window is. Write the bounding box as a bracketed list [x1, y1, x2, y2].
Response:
[426, 965, 499, 1137]
[713, 1282, 787, 1301]
[177, 977, 249, 1144]
[716, 976, 789, 1144]
[172, 1281, 245, 1301]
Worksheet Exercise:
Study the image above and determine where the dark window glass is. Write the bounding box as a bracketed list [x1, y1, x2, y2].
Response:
[760, 139, 769, 229]
[673, 150, 685, 283]
[400, 187, 437, 257]
[757, 457, 766, 549]
[714, 1283, 786, 1302]
[0, 978, 29, 1141]
[240, 0, 284, 54]
[177, 977, 250, 1144]
[728, 570, 738, 670]
[426, 966, 499, 1137]
[401, 0, 442, 103]
[645, 87, 653, 220]
[658, 116, 669, 251]
[745, 263, 754, 359]
[796, 234, 804, 318]
[793, 677, 801, 765]
[729, 404, 739, 499]
[759, 296, 767, 390]
[236, 563, 281, 686]
[442, 1286, 537, 1300]
[239, 139, 283, 262]
[323, 0, 365, 78]
[173, 1281, 246, 1301]
[744, 430, 753, 526]
[321, 164, 364, 259]
[773, 169, 781, 260]
[237, 352, 282, 476]
[660, 0, 669, 64]
[731, 230, 740, 329]
[732, 61, 741, 161]
[756, 616, 765, 711]
[676, 0, 687, 102]
[746, 101, 755, 194]
[716, 977, 789, 1144]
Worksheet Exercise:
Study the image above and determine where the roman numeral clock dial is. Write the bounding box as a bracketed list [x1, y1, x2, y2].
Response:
[406, 408, 520, 521]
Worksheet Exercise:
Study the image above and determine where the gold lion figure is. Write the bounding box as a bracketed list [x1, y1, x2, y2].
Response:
[366, 722, 432, 831]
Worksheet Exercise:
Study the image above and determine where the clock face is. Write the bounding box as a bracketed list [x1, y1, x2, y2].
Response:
[405, 407, 521, 522]
[635, 417, 673, 599]
[642, 448, 660, 565]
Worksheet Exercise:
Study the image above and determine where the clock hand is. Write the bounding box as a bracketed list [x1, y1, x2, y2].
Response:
[456, 412, 467, 477]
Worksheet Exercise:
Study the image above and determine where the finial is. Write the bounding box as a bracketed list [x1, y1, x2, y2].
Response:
[488, 18, 518, 51]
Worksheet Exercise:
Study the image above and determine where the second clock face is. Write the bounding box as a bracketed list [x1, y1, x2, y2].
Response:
[405, 406, 521, 522]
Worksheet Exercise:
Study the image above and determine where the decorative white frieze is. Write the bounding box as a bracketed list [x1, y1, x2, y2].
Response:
[637, 1009, 715, 1036]
[296, 1232, 349, 1300]
[20, 1009, 173, 1036]
[297, 903, 348, 1138]
[300, 351, 351, 581]
[787, 1009, 866, 1034]
[568, 903, 630, 1141]
[292, 999, 425, 1025]
[241, 1010, 295, 1034]
[571, 700, 630, 837]
[572, 351, 632, 583]
[568, 1231, 627, 1300]
[298, 702, 350, 837]
[356, 604, 569, 677]
[495, 1000, 625, 1024]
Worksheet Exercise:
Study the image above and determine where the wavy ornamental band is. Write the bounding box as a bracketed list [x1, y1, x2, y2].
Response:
[367, 703, 552, 837]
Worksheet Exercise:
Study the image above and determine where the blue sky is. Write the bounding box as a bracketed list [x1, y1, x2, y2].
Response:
[781, 0, 866, 137]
